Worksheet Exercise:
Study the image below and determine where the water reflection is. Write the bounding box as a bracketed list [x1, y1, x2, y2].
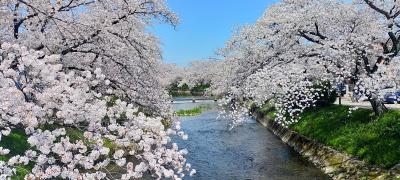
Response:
[173, 99, 330, 180]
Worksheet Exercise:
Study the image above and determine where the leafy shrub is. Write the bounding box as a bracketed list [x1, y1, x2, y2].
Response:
[312, 81, 338, 107]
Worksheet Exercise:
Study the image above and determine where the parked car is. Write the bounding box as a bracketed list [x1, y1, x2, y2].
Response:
[351, 93, 368, 102]
[395, 91, 400, 99]
[355, 94, 369, 102]
[336, 83, 346, 96]
[384, 92, 398, 104]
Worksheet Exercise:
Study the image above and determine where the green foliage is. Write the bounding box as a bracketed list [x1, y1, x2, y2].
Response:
[291, 105, 400, 168]
[175, 107, 202, 116]
[13, 165, 33, 180]
[191, 83, 210, 95]
[136, 106, 152, 117]
[103, 139, 118, 158]
[312, 81, 338, 107]
[180, 83, 190, 91]
[174, 105, 211, 116]
[0, 129, 30, 158]
[117, 112, 128, 124]
[106, 95, 119, 107]
[0, 129, 33, 179]
[65, 127, 86, 143]
[38, 124, 88, 144]
[251, 102, 276, 120]
[169, 82, 190, 93]
[161, 119, 172, 129]
[168, 82, 211, 97]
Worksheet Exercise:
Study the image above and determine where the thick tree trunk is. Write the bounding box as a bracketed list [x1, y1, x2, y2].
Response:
[369, 94, 388, 116]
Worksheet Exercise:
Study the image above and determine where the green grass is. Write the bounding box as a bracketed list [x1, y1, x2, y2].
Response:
[174, 105, 212, 116]
[250, 102, 277, 120]
[175, 107, 202, 116]
[290, 105, 400, 168]
[0, 129, 32, 179]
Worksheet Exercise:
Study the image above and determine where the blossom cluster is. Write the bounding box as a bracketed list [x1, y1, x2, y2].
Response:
[217, 96, 250, 129]
[0, 43, 193, 179]
[0, 0, 178, 117]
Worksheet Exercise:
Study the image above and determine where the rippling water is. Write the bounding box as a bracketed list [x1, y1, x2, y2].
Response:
[173, 99, 330, 180]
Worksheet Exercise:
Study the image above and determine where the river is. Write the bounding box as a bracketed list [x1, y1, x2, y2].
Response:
[173, 98, 330, 180]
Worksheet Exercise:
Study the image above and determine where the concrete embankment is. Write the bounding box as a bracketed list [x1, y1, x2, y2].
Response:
[252, 112, 400, 180]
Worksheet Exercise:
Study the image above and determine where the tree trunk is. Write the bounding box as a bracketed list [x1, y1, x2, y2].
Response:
[369, 94, 388, 116]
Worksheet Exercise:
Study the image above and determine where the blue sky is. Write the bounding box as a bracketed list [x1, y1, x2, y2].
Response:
[151, 0, 278, 66]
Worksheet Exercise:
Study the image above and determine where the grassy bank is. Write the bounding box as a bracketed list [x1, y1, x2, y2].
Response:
[251, 102, 277, 120]
[290, 105, 400, 169]
[0, 129, 32, 179]
[174, 105, 212, 116]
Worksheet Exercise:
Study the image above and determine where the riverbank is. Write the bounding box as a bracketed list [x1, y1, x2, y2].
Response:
[251, 104, 400, 179]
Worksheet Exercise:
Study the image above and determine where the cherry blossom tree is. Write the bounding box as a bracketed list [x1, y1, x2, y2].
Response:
[163, 59, 226, 96]
[184, 60, 218, 86]
[266, 0, 400, 115]
[214, 0, 400, 126]
[0, 0, 178, 116]
[0, 0, 198, 179]
[0, 43, 194, 179]
[159, 63, 186, 88]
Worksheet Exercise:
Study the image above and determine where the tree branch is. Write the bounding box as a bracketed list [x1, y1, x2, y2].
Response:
[363, 0, 391, 19]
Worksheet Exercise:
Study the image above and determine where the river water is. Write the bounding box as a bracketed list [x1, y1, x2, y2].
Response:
[173, 99, 330, 180]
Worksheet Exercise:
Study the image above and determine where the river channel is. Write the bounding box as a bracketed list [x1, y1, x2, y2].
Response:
[173, 98, 330, 180]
